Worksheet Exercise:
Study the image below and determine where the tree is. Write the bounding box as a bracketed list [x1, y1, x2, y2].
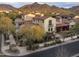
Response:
[18, 24, 45, 46]
[0, 16, 15, 52]
[0, 16, 15, 34]
[0, 12, 7, 17]
[31, 25, 45, 42]
[18, 25, 33, 46]
[70, 23, 79, 37]
[7, 11, 21, 21]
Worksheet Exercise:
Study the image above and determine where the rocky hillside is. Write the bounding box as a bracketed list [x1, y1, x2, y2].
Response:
[0, 2, 77, 16]
[0, 4, 16, 11]
[70, 6, 79, 15]
[19, 2, 75, 15]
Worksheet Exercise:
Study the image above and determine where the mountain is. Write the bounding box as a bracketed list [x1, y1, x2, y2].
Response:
[19, 2, 75, 15]
[0, 3, 75, 16]
[0, 4, 16, 11]
[70, 6, 79, 15]
[19, 2, 52, 14]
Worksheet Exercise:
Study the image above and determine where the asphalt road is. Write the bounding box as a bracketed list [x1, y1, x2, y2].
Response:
[23, 40, 79, 57]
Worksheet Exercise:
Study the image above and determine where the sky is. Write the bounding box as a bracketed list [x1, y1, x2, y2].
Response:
[0, 2, 79, 8]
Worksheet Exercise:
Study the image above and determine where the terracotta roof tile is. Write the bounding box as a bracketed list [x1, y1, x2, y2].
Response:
[56, 23, 69, 27]
[33, 16, 49, 20]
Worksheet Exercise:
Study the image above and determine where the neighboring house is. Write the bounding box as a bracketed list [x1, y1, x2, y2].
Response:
[69, 20, 76, 28]
[35, 13, 44, 16]
[0, 10, 12, 13]
[73, 15, 79, 23]
[26, 13, 35, 17]
[74, 15, 79, 19]
[22, 14, 33, 21]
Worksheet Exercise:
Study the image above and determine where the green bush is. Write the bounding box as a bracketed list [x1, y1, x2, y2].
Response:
[51, 41, 56, 45]
[44, 43, 50, 47]
[27, 44, 39, 50]
[44, 41, 56, 47]
[55, 40, 62, 44]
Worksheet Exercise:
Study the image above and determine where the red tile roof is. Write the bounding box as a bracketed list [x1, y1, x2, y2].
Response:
[56, 23, 69, 27]
[33, 16, 49, 20]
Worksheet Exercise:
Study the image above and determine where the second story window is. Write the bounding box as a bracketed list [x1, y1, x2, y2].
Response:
[49, 20, 52, 25]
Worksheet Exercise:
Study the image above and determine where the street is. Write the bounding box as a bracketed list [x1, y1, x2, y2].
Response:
[23, 39, 79, 57]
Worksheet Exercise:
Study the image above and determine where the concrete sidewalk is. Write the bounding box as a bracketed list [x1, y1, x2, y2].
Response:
[1, 34, 33, 56]
[1, 46, 30, 56]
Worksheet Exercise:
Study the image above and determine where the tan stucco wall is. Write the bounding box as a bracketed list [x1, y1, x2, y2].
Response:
[44, 17, 56, 33]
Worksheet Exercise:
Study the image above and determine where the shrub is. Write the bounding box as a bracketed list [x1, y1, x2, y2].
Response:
[50, 41, 56, 45]
[55, 40, 62, 44]
[27, 44, 39, 50]
[44, 41, 56, 47]
[44, 43, 49, 47]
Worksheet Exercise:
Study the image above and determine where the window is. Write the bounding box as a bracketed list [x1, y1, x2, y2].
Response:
[48, 28, 50, 31]
[65, 17, 67, 19]
[42, 20, 44, 23]
[48, 28, 53, 32]
[51, 28, 53, 31]
[71, 25, 74, 28]
[49, 20, 52, 25]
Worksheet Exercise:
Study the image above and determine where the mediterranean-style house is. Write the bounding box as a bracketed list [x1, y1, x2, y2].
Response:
[15, 14, 76, 34]
[32, 16, 56, 33]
